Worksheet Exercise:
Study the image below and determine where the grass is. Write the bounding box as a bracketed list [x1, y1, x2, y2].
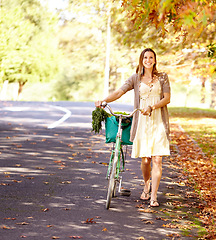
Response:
[169, 107, 216, 164]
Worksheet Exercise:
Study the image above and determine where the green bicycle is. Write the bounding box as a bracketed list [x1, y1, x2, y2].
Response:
[101, 102, 141, 209]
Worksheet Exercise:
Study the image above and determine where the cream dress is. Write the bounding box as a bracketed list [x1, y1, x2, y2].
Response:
[131, 80, 170, 158]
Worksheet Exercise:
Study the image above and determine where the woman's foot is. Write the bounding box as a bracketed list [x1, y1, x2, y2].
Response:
[140, 183, 151, 200]
[140, 191, 150, 200]
[149, 199, 159, 207]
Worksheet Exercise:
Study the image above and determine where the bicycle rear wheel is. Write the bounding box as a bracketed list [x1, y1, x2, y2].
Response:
[106, 154, 118, 209]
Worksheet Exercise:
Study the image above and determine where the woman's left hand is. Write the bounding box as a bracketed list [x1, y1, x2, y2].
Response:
[141, 107, 151, 115]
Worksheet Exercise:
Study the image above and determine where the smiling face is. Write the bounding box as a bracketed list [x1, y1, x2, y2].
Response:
[142, 51, 156, 70]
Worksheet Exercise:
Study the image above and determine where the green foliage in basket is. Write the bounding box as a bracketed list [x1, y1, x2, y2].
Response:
[92, 108, 130, 134]
[92, 107, 110, 133]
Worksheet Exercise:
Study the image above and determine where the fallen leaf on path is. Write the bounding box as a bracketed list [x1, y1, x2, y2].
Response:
[102, 228, 108, 231]
[81, 218, 96, 224]
[13, 180, 22, 183]
[69, 236, 83, 239]
[1, 225, 13, 230]
[165, 193, 175, 196]
[42, 208, 49, 212]
[61, 181, 71, 184]
[138, 208, 157, 213]
[79, 178, 85, 181]
[99, 162, 108, 166]
[54, 160, 62, 164]
[52, 236, 60, 239]
[162, 223, 178, 228]
[166, 233, 181, 237]
[142, 220, 154, 224]
[16, 222, 29, 225]
[155, 217, 169, 221]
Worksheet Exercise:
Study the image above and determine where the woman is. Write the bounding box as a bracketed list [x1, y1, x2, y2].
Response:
[95, 48, 171, 207]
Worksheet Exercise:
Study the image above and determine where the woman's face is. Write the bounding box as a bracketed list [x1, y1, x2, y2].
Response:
[142, 51, 155, 69]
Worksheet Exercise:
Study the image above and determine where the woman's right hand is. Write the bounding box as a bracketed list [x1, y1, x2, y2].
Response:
[95, 100, 102, 108]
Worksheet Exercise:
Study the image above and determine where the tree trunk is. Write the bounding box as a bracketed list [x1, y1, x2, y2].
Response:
[210, 80, 216, 109]
[18, 80, 27, 97]
[201, 77, 206, 104]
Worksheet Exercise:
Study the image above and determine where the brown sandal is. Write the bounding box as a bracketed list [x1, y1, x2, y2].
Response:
[149, 199, 159, 207]
[140, 191, 150, 200]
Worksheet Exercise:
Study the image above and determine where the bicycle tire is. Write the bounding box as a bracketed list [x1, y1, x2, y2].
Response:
[112, 180, 117, 197]
[106, 154, 118, 209]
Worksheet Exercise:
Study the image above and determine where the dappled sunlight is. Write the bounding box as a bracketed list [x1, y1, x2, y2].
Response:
[0, 102, 207, 239]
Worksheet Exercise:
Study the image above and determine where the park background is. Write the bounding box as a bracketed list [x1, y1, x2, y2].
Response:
[0, 0, 215, 109]
[0, 0, 216, 238]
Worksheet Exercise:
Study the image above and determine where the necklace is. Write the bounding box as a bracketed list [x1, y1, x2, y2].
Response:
[139, 75, 156, 101]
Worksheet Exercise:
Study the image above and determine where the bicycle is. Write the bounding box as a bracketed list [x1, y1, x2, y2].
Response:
[101, 102, 141, 209]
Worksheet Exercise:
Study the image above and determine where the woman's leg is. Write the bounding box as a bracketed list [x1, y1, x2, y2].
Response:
[140, 157, 151, 200]
[150, 156, 162, 206]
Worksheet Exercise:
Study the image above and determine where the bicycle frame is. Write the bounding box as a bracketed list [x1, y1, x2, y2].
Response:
[106, 115, 125, 190]
[102, 102, 141, 209]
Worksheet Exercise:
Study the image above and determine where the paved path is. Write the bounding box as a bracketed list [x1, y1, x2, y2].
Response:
[0, 101, 201, 240]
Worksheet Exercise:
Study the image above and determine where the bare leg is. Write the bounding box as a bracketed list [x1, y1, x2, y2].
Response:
[150, 156, 162, 206]
[140, 157, 151, 200]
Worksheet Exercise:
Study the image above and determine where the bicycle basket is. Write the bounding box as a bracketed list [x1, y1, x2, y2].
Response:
[105, 116, 133, 145]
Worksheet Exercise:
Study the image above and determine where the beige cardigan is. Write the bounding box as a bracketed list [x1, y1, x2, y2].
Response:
[120, 72, 170, 142]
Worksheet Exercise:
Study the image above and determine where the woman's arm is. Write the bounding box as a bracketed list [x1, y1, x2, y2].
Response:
[95, 88, 125, 107]
[142, 92, 170, 115]
[152, 92, 170, 110]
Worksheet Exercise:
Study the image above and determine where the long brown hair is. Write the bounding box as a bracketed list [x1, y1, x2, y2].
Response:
[136, 48, 158, 78]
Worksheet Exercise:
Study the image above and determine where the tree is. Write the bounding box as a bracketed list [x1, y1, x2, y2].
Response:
[0, 0, 62, 97]
[52, 0, 139, 101]
[120, 0, 216, 43]
[117, 0, 216, 107]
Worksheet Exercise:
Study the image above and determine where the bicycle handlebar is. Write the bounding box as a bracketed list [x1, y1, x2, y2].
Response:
[101, 101, 142, 118]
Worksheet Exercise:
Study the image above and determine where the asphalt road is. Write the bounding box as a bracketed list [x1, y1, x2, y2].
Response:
[0, 101, 200, 240]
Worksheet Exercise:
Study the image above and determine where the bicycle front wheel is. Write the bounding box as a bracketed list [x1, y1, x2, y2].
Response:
[106, 154, 118, 209]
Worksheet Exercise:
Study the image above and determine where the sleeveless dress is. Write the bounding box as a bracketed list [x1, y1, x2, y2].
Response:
[131, 80, 170, 158]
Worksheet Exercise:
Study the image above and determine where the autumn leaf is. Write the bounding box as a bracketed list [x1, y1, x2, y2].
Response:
[12, 180, 22, 183]
[138, 208, 157, 213]
[102, 228, 108, 231]
[81, 218, 96, 224]
[1, 225, 13, 230]
[42, 208, 49, 212]
[68, 236, 83, 239]
[142, 220, 154, 224]
[16, 222, 29, 225]
[61, 181, 71, 184]
[162, 223, 178, 228]
[4, 217, 16, 220]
